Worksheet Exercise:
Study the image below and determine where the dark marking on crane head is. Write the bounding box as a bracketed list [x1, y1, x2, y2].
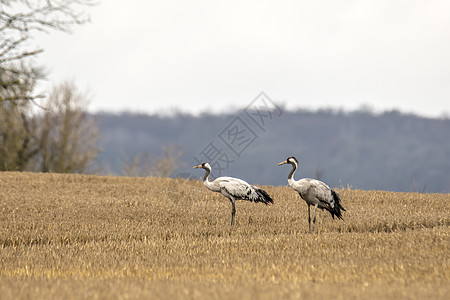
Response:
[278, 156, 299, 166]
[193, 162, 211, 170]
[288, 156, 299, 164]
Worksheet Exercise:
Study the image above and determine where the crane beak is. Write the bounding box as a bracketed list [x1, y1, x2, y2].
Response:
[277, 160, 287, 166]
[193, 164, 202, 169]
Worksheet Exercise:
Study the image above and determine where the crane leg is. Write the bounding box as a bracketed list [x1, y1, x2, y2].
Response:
[308, 205, 311, 233]
[230, 199, 236, 226]
[312, 204, 318, 233]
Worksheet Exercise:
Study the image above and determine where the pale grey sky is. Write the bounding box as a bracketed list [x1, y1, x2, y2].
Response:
[36, 0, 450, 117]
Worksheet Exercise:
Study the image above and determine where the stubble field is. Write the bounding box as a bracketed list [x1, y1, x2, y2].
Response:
[0, 172, 448, 299]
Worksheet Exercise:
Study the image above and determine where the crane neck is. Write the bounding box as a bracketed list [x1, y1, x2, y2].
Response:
[202, 168, 217, 191]
[203, 168, 212, 183]
[288, 163, 297, 185]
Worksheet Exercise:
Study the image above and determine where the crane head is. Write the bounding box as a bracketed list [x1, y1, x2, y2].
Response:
[193, 162, 211, 171]
[277, 156, 298, 166]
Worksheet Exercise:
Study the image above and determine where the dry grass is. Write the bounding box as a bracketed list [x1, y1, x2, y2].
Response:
[0, 172, 448, 299]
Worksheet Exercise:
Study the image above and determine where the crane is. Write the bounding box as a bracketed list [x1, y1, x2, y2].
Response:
[278, 156, 345, 233]
[193, 162, 273, 225]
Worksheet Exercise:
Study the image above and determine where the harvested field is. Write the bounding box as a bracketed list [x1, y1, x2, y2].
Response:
[0, 172, 448, 299]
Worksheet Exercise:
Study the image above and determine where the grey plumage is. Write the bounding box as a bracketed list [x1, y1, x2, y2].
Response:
[194, 162, 273, 225]
[278, 156, 345, 233]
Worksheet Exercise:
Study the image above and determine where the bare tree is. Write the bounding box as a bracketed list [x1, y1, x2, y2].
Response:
[0, 96, 38, 170]
[0, 1, 96, 172]
[315, 167, 324, 181]
[151, 146, 184, 177]
[32, 81, 99, 173]
[120, 146, 184, 178]
[120, 152, 153, 177]
[0, 0, 95, 101]
[0, 66, 39, 170]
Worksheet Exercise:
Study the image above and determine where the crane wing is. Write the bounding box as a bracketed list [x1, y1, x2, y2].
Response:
[218, 177, 255, 199]
[295, 178, 334, 207]
[216, 177, 273, 204]
[309, 179, 335, 207]
[307, 179, 345, 219]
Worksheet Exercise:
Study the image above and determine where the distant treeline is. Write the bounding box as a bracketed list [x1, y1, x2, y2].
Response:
[92, 109, 450, 193]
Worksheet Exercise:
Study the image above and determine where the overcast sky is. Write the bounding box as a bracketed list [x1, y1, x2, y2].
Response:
[35, 0, 450, 118]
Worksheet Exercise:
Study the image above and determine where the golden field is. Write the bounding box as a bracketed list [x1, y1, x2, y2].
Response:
[0, 172, 448, 299]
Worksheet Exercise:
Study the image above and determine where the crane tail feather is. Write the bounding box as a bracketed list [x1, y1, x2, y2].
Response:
[253, 186, 274, 205]
[330, 189, 345, 220]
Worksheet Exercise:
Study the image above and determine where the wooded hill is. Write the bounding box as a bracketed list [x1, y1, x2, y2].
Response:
[92, 109, 450, 193]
